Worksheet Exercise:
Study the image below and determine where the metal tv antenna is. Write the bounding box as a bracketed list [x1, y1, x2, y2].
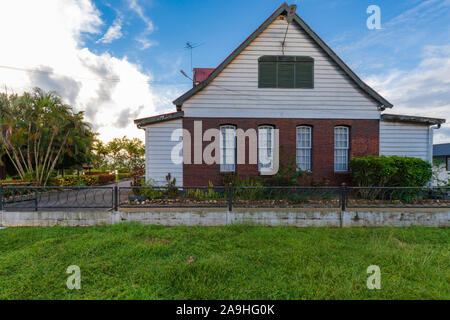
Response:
[185, 41, 204, 73]
[282, 4, 297, 55]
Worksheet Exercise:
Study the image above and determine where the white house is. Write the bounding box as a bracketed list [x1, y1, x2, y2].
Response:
[135, 3, 446, 186]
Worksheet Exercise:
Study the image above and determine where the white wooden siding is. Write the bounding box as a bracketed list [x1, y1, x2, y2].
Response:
[380, 121, 432, 161]
[144, 119, 183, 186]
[183, 16, 381, 119]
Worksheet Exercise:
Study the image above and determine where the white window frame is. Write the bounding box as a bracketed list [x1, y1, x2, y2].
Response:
[334, 126, 350, 172]
[296, 126, 312, 171]
[220, 125, 236, 172]
[258, 125, 275, 173]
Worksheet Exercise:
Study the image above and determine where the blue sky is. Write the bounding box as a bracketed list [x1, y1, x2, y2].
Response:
[87, 0, 449, 86]
[0, 0, 449, 142]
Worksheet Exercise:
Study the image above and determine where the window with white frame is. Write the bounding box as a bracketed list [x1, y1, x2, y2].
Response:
[296, 126, 312, 171]
[334, 126, 349, 172]
[258, 125, 274, 172]
[220, 125, 236, 172]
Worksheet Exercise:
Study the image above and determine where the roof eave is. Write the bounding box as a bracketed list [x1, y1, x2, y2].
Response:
[134, 111, 184, 128]
[381, 114, 446, 126]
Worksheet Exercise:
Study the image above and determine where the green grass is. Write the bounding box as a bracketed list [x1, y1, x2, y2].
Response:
[0, 224, 448, 299]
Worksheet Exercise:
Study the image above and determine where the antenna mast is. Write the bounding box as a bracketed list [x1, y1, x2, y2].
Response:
[185, 41, 204, 73]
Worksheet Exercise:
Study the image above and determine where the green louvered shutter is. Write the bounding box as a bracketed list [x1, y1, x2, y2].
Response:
[277, 62, 295, 88]
[258, 62, 277, 88]
[295, 60, 314, 88]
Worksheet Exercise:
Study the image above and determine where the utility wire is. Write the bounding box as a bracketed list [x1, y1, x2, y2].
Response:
[0, 64, 186, 85]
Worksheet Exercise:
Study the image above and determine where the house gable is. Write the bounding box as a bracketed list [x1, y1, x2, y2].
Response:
[174, 3, 392, 119]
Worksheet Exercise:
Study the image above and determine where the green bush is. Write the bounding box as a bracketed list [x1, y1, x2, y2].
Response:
[97, 174, 116, 185]
[57, 175, 99, 186]
[350, 156, 432, 187]
[185, 182, 221, 201]
[116, 172, 131, 180]
[134, 180, 163, 200]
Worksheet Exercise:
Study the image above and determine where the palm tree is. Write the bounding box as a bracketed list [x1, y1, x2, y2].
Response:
[0, 88, 94, 185]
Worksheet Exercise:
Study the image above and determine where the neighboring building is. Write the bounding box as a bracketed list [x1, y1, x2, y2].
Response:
[433, 143, 450, 186]
[135, 3, 446, 186]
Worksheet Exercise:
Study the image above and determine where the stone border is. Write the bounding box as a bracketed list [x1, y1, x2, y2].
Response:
[1, 209, 448, 228]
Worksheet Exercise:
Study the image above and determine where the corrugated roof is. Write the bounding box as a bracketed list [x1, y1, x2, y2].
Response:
[173, 3, 393, 108]
[433, 143, 450, 156]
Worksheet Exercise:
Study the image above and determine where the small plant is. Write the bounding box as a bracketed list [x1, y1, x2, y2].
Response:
[165, 173, 178, 198]
[134, 180, 163, 200]
[268, 149, 305, 186]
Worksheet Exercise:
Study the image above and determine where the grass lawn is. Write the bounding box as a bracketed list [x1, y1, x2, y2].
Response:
[0, 223, 448, 299]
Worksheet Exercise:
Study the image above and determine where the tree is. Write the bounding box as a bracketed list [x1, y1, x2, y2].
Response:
[0, 88, 94, 185]
[92, 136, 145, 171]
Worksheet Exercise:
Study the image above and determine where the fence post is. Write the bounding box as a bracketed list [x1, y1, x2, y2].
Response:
[114, 186, 119, 212]
[34, 188, 38, 212]
[341, 183, 347, 212]
[228, 183, 233, 212]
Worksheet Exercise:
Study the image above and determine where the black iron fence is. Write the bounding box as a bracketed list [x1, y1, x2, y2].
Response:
[0, 185, 449, 211]
[0, 186, 114, 211]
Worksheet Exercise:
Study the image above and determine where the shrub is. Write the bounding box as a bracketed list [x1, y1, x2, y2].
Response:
[97, 174, 116, 185]
[57, 175, 99, 186]
[134, 180, 163, 200]
[165, 173, 178, 198]
[185, 181, 220, 201]
[116, 172, 132, 180]
[350, 156, 432, 187]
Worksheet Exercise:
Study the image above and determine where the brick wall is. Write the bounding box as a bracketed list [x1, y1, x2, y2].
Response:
[183, 118, 379, 186]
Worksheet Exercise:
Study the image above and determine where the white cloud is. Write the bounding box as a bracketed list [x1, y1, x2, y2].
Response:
[128, 0, 154, 31]
[366, 44, 450, 143]
[136, 36, 157, 50]
[97, 18, 123, 44]
[0, 0, 163, 142]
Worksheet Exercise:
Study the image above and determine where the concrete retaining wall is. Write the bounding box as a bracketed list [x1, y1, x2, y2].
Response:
[1, 209, 448, 227]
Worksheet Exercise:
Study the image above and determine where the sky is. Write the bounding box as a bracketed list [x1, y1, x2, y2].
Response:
[0, 0, 449, 143]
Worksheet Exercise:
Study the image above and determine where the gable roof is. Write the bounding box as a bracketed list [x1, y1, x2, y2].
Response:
[433, 143, 450, 157]
[173, 3, 393, 108]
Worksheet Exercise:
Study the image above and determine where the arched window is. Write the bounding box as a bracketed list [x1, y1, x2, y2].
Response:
[334, 126, 350, 172]
[296, 126, 312, 171]
[258, 125, 275, 172]
[220, 125, 236, 172]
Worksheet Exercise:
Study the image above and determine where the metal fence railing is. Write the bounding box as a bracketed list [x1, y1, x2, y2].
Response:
[0, 186, 114, 211]
[119, 186, 229, 209]
[0, 185, 449, 211]
[231, 186, 341, 209]
[346, 186, 450, 209]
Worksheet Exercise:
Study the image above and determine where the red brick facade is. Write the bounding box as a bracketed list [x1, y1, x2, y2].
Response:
[183, 117, 379, 186]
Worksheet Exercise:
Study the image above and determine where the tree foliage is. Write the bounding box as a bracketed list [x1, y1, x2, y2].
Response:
[0, 88, 94, 185]
[92, 136, 145, 171]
